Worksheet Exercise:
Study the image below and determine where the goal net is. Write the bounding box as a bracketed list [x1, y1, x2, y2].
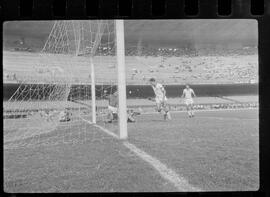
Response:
[4, 20, 125, 148]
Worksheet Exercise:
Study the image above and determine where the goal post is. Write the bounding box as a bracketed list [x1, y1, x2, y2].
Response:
[4, 20, 128, 140]
[90, 57, 96, 124]
[89, 20, 127, 139]
[116, 20, 128, 139]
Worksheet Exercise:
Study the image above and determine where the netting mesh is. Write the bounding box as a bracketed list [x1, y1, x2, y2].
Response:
[4, 20, 118, 148]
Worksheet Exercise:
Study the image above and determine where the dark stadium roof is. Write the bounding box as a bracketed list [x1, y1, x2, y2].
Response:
[3, 20, 257, 48]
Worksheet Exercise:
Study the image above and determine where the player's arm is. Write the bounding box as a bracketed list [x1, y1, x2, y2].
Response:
[147, 85, 155, 102]
[181, 90, 185, 98]
[192, 90, 196, 98]
[161, 86, 166, 100]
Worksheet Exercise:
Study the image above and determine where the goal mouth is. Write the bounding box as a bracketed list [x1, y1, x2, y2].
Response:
[4, 20, 128, 145]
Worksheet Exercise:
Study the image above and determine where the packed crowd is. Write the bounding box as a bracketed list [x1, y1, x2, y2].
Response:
[4, 60, 258, 85]
[3, 71, 18, 82]
[4, 41, 258, 84]
[128, 55, 258, 84]
[95, 46, 257, 57]
[5, 38, 257, 57]
[125, 46, 199, 57]
[126, 45, 257, 57]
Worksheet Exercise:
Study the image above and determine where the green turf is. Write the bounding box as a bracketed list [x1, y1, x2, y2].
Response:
[4, 120, 175, 192]
[4, 109, 259, 192]
[128, 109, 259, 191]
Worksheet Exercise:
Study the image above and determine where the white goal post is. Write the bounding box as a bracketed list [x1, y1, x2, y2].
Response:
[4, 20, 128, 140]
[90, 20, 128, 139]
[90, 57, 96, 124]
[116, 20, 128, 139]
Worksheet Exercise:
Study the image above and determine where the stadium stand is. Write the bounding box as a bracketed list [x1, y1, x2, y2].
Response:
[3, 20, 258, 85]
[3, 48, 258, 85]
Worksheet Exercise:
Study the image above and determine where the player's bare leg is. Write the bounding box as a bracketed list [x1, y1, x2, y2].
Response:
[163, 102, 171, 120]
[156, 103, 162, 113]
[127, 109, 136, 123]
[156, 103, 166, 120]
[161, 102, 167, 120]
[165, 110, 172, 120]
[185, 105, 188, 117]
[161, 108, 167, 120]
[187, 105, 192, 118]
[159, 102, 167, 120]
[127, 114, 136, 122]
[190, 104, 195, 117]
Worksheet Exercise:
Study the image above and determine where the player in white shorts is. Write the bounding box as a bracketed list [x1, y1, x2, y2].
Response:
[149, 78, 171, 120]
[181, 84, 196, 118]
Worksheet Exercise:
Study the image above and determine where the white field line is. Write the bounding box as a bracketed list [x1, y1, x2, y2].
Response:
[123, 141, 202, 191]
[80, 116, 201, 191]
[87, 107, 258, 119]
[192, 116, 258, 121]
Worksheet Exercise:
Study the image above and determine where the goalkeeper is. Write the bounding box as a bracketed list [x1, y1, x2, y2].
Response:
[106, 91, 136, 123]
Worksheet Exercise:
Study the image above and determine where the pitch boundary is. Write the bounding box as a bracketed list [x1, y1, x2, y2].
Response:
[193, 116, 258, 121]
[141, 107, 258, 115]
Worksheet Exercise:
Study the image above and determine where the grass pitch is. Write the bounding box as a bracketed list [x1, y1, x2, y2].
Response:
[128, 109, 259, 191]
[4, 108, 259, 192]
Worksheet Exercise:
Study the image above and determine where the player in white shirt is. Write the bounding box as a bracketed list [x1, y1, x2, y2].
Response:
[149, 78, 171, 120]
[181, 84, 196, 118]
